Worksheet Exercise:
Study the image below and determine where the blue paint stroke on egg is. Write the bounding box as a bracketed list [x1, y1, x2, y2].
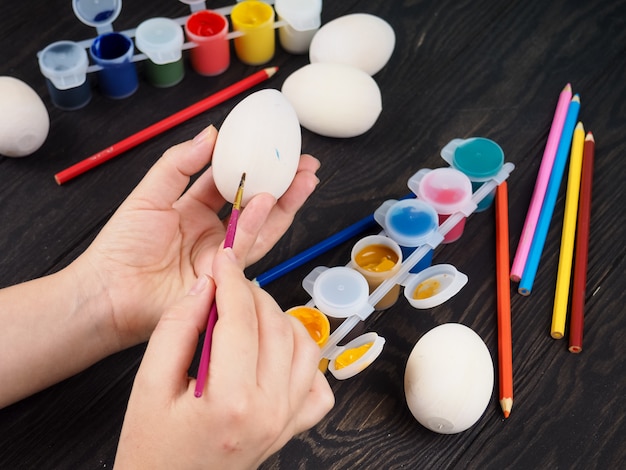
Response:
[275, 148, 280, 160]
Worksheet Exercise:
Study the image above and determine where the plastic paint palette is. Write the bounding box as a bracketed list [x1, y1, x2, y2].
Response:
[37, 0, 324, 108]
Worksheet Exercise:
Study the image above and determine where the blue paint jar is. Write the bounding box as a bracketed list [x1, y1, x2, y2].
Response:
[38, 41, 91, 110]
[90, 32, 138, 99]
[374, 199, 440, 273]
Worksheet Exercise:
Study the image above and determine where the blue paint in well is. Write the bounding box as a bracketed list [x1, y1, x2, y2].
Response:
[387, 204, 437, 274]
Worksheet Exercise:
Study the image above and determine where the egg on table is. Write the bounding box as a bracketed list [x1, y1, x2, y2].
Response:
[212, 89, 301, 205]
[309, 13, 395, 75]
[0, 76, 50, 157]
[281, 62, 382, 138]
[404, 323, 494, 434]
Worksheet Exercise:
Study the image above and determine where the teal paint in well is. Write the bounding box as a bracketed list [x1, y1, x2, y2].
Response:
[453, 138, 504, 212]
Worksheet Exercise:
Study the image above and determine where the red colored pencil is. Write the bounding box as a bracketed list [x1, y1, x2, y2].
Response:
[569, 132, 595, 353]
[495, 182, 513, 418]
[54, 67, 278, 185]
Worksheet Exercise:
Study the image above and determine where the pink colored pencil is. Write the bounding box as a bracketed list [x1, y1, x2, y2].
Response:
[195, 173, 246, 398]
[510, 83, 573, 281]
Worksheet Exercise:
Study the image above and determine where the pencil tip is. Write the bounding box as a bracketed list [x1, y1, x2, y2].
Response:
[500, 398, 513, 418]
[564, 83, 572, 91]
[586, 132, 595, 142]
[576, 121, 584, 130]
[572, 94, 581, 103]
[265, 66, 279, 78]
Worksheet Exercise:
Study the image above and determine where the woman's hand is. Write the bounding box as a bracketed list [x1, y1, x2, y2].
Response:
[115, 248, 334, 469]
[72, 125, 320, 348]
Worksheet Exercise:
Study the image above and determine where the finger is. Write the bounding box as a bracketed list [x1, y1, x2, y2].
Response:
[135, 274, 216, 397]
[125, 125, 218, 211]
[208, 248, 259, 389]
[290, 370, 335, 434]
[252, 287, 296, 395]
[179, 163, 228, 215]
[247, 156, 320, 263]
[230, 193, 278, 262]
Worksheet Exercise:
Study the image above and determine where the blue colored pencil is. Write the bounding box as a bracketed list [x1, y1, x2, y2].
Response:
[253, 194, 414, 287]
[518, 95, 581, 295]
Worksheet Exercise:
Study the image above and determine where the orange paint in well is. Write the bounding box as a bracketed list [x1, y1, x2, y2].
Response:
[335, 342, 373, 370]
[286, 306, 330, 346]
[413, 279, 442, 299]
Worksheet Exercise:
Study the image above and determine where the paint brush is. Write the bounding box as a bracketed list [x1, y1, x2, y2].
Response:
[195, 173, 246, 398]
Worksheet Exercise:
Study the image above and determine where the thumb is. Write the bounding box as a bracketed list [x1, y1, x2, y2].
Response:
[135, 274, 215, 397]
[125, 125, 218, 211]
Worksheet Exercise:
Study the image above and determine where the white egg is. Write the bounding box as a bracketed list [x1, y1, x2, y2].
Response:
[0, 76, 50, 157]
[281, 63, 382, 138]
[309, 13, 395, 75]
[212, 89, 301, 206]
[404, 323, 494, 434]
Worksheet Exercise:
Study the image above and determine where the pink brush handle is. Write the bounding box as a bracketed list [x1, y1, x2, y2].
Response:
[194, 207, 241, 397]
[194, 302, 218, 397]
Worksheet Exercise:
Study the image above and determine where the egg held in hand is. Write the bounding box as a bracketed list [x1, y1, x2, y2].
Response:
[0, 77, 50, 157]
[212, 89, 301, 206]
[404, 323, 494, 434]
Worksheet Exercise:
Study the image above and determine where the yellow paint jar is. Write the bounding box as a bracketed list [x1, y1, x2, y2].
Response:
[231, 1, 275, 65]
[351, 235, 402, 310]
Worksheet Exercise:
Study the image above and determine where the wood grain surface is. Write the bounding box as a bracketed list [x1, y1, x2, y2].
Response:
[1, 0, 624, 468]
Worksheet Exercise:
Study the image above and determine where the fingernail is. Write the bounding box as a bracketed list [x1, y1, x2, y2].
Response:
[192, 125, 215, 147]
[223, 247, 238, 263]
[188, 274, 209, 295]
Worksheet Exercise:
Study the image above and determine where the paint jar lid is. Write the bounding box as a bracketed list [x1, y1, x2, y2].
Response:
[328, 332, 385, 380]
[441, 137, 504, 181]
[408, 168, 473, 215]
[403, 264, 468, 309]
[275, 0, 322, 31]
[38, 41, 89, 90]
[302, 266, 374, 319]
[135, 18, 184, 64]
[374, 199, 439, 247]
[179, 0, 207, 13]
[72, 0, 122, 33]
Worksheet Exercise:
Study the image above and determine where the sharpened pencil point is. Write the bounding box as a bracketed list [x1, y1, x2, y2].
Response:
[500, 398, 513, 418]
[585, 131, 594, 142]
[264, 66, 278, 78]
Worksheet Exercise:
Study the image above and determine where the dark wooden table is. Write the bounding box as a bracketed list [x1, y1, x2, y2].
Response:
[1, 0, 625, 468]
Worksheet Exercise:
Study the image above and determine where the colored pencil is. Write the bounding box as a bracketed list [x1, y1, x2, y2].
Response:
[495, 182, 513, 418]
[54, 67, 278, 185]
[551, 122, 585, 339]
[518, 95, 580, 295]
[252, 193, 414, 287]
[195, 173, 246, 398]
[569, 132, 595, 353]
[511, 84, 573, 281]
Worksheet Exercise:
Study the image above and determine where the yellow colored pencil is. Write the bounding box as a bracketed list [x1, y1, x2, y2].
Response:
[551, 122, 585, 339]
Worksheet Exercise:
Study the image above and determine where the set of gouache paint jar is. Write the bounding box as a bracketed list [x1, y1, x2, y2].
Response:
[287, 141, 512, 380]
[37, 0, 322, 110]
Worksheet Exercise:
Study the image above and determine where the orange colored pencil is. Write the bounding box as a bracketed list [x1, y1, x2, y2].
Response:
[495, 182, 513, 417]
[569, 132, 595, 353]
